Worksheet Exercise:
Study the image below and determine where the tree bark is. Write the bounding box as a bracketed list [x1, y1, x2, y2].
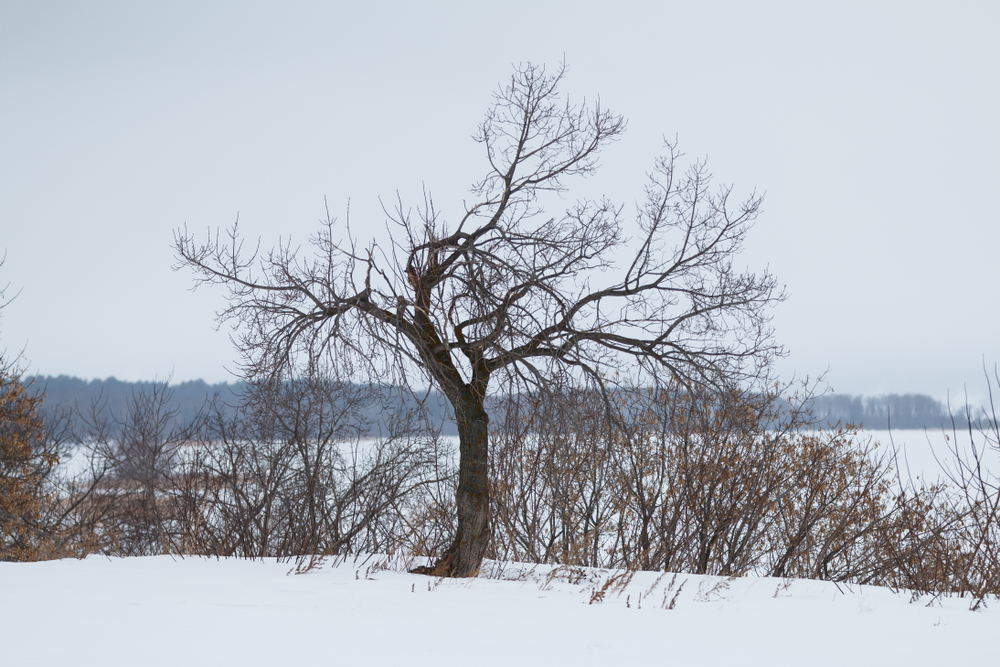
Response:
[413, 390, 490, 577]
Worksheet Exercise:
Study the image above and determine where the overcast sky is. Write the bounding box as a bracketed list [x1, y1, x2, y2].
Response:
[1, 1, 997, 400]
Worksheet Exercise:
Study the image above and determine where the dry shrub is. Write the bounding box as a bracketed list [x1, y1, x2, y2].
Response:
[62, 375, 449, 560]
[0, 360, 55, 560]
[0, 359, 87, 560]
[487, 380, 1000, 603]
[489, 388, 615, 567]
[71, 380, 201, 556]
[878, 384, 1000, 605]
[10, 360, 1000, 606]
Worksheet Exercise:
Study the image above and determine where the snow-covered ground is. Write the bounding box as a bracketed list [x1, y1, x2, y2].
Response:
[1, 555, 994, 666]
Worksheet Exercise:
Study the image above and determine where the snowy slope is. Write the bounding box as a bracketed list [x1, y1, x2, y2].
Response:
[1, 555, 994, 666]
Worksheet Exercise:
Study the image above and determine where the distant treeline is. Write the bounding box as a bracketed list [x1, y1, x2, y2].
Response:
[800, 393, 980, 430]
[26, 375, 460, 436]
[26, 375, 982, 435]
[27, 376, 243, 429]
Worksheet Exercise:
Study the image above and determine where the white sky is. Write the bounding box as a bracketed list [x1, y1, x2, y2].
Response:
[1, 1, 998, 400]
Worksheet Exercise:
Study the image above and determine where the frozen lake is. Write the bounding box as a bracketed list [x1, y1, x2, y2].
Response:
[862, 427, 999, 484]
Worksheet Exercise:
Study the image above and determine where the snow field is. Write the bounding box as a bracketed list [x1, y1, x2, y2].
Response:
[1, 555, 994, 666]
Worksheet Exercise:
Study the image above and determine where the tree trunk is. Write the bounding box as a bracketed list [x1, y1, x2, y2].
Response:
[413, 391, 490, 577]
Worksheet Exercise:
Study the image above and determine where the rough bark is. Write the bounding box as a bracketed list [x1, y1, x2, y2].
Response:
[413, 391, 490, 577]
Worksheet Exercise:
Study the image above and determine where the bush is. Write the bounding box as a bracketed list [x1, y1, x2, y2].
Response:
[487, 383, 901, 576]
[67, 374, 446, 560]
[16, 364, 1000, 609]
[0, 360, 59, 561]
[486, 380, 1000, 608]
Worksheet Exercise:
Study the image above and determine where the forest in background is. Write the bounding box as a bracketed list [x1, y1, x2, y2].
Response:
[26, 375, 460, 435]
[27, 375, 975, 433]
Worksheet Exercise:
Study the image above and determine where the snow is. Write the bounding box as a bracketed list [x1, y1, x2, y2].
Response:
[1, 555, 994, 666]
[864, 428, 998, 482]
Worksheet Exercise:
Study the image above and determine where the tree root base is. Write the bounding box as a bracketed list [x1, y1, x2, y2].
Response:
[408, 552, 481, 578]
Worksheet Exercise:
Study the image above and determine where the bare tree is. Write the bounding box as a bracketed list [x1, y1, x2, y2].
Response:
[75, 381, 204, 556]
[174, 62, 783, 576]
